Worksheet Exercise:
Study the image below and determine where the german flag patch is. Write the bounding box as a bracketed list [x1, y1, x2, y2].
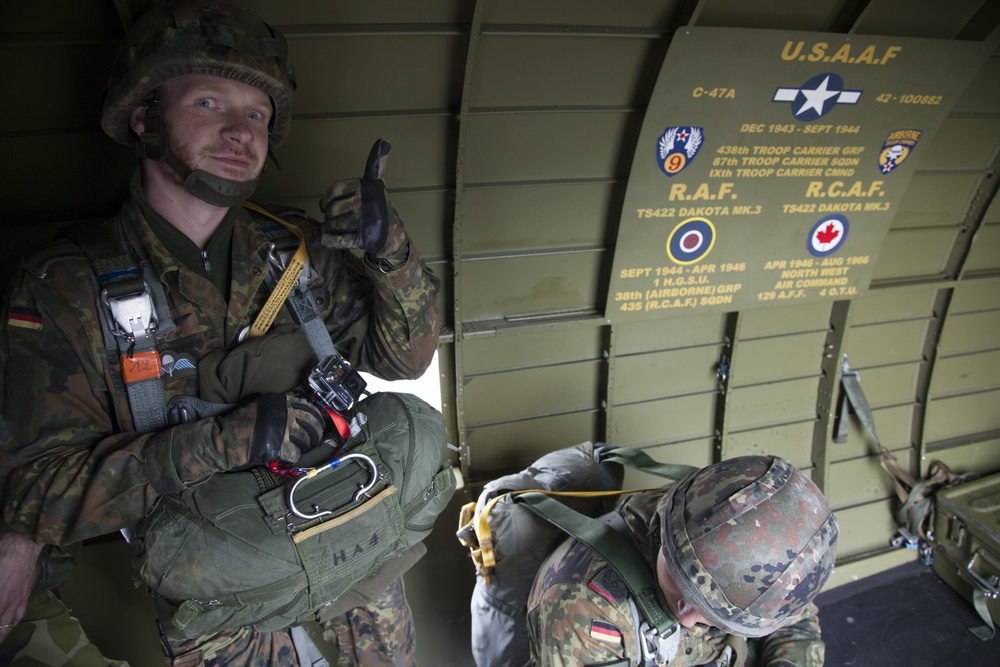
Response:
[589, 620, 623, 645]
[8, 306, 42, 330]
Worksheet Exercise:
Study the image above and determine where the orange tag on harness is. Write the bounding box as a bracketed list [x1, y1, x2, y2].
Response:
[121, 350, 161, 384]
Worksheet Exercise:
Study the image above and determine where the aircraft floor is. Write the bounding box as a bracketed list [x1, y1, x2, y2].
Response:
[816, 560, 1000, 666]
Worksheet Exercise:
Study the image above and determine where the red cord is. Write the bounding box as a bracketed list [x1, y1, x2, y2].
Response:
[324, 406, 350, 440]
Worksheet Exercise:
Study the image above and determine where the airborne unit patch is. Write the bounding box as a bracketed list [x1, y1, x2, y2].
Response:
[878, 129, 922, 174]
[657, 126, 704, 176]
[160, 353, 197, 378]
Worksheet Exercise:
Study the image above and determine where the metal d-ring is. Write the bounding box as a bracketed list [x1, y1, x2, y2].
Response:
[287, 453, 379, 520]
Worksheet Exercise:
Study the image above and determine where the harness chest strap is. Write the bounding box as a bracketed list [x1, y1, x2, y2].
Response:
[61, 216, 175, 433]
[241, 201, 310, 341]
[65, 206, 336, 433]
[243, 201, 339, 363]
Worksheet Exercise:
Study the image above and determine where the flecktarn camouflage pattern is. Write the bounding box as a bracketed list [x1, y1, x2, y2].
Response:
[527, 484, 828, 667]
[659, 456, 839, 637]
[101, 0, 296, 146]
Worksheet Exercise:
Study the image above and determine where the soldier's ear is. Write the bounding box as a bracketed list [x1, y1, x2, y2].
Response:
[129, 104, 147, 137]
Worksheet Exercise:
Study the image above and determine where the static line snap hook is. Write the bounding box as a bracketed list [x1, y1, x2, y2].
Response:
[287, 452, 379, 520]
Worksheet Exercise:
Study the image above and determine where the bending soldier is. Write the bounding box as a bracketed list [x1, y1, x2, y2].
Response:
[0, 1, 440, 665]
[528, 456, 839, 667]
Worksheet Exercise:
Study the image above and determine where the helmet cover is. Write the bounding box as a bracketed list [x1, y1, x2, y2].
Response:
[658, 456, 838, 637]
[101, 0, 296, 147]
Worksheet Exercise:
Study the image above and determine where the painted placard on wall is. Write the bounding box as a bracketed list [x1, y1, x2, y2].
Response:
[606, 27, 990, 321]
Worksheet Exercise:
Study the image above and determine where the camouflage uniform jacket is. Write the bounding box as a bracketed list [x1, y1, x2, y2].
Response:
[526, 491, 826, 667]
[0, 195, 441, 545]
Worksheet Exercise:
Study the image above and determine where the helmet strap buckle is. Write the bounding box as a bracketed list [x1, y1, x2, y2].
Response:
[137, 91, 166, 162]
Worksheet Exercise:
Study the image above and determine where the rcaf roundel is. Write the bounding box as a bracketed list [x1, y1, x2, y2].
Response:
[807, 214, 849, 257]
[667, 217, 716, 265]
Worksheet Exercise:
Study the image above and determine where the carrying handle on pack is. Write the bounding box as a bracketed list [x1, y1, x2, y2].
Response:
[288, 452, 379, 520]
[594, 445, 699, 482]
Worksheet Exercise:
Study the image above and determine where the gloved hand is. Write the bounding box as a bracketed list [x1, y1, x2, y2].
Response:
[145, 392, 327, 492]
[243, 392, 326, 468]
[318, 139, 409, 266]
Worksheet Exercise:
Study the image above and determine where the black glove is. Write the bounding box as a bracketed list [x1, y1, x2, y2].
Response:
[318, 139, 409, 265]
[245, 392, 326, 467]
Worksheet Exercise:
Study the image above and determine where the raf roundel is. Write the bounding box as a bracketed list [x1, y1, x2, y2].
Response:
[807, 214, 849, 257]
[667, 217, 716, 265]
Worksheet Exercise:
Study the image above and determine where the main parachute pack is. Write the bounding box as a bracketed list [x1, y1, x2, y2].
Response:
[457, 443, 698, 667]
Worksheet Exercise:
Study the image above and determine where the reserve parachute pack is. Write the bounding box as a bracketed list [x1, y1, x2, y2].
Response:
[135, 391, 456, 639]
[457, 443, 697, 667]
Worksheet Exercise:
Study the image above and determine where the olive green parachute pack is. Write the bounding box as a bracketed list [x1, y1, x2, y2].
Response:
[135, 390, 456, 640]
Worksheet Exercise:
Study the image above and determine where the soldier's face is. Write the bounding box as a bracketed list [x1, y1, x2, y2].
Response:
[656, 549, 711, 629]
[143, 74, 272, 184]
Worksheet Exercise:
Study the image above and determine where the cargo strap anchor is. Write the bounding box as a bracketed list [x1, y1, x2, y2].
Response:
[287, 452, 379, 520]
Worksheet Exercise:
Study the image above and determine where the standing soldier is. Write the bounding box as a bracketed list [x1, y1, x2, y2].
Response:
[528, 456, 839, 667]
[0, 1, 440, 665]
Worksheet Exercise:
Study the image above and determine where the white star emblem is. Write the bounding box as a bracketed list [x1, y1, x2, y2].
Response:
[772, 73, 862, 121]
[796, 76, 840, 117]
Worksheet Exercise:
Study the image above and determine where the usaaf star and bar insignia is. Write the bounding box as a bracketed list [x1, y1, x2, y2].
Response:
[772, 72, 861, 122]
[657, 126, 704, 176]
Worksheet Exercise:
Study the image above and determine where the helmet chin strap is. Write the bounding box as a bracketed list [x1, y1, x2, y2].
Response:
[137, 93, 257, 208]
[163, 149, 257, 207]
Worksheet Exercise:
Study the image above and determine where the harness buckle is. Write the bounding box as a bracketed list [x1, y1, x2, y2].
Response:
[638, 621, 659, 664]
[266, 242, 314, 294]
[102, 282, 157, 343]
[640, 620, 680, 665]
[636, 613, 679, 666]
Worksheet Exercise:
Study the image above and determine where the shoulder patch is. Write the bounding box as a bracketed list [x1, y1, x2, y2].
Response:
[19, 239, 87, 279]
[7, 305, 42, 331]
[590, 620, 624, 646]
[589, 564, 629, 606]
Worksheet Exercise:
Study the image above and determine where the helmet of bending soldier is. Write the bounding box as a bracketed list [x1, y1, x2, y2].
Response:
[100, 0, 296, 205]
[657, 455, 838, 637]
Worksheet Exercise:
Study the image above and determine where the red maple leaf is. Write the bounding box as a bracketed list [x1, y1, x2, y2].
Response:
[816, 223, 840, 245]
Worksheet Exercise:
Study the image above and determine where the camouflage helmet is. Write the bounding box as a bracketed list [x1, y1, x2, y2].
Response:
[658, 456, 838, 637]
[101, 0, 296, 147]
